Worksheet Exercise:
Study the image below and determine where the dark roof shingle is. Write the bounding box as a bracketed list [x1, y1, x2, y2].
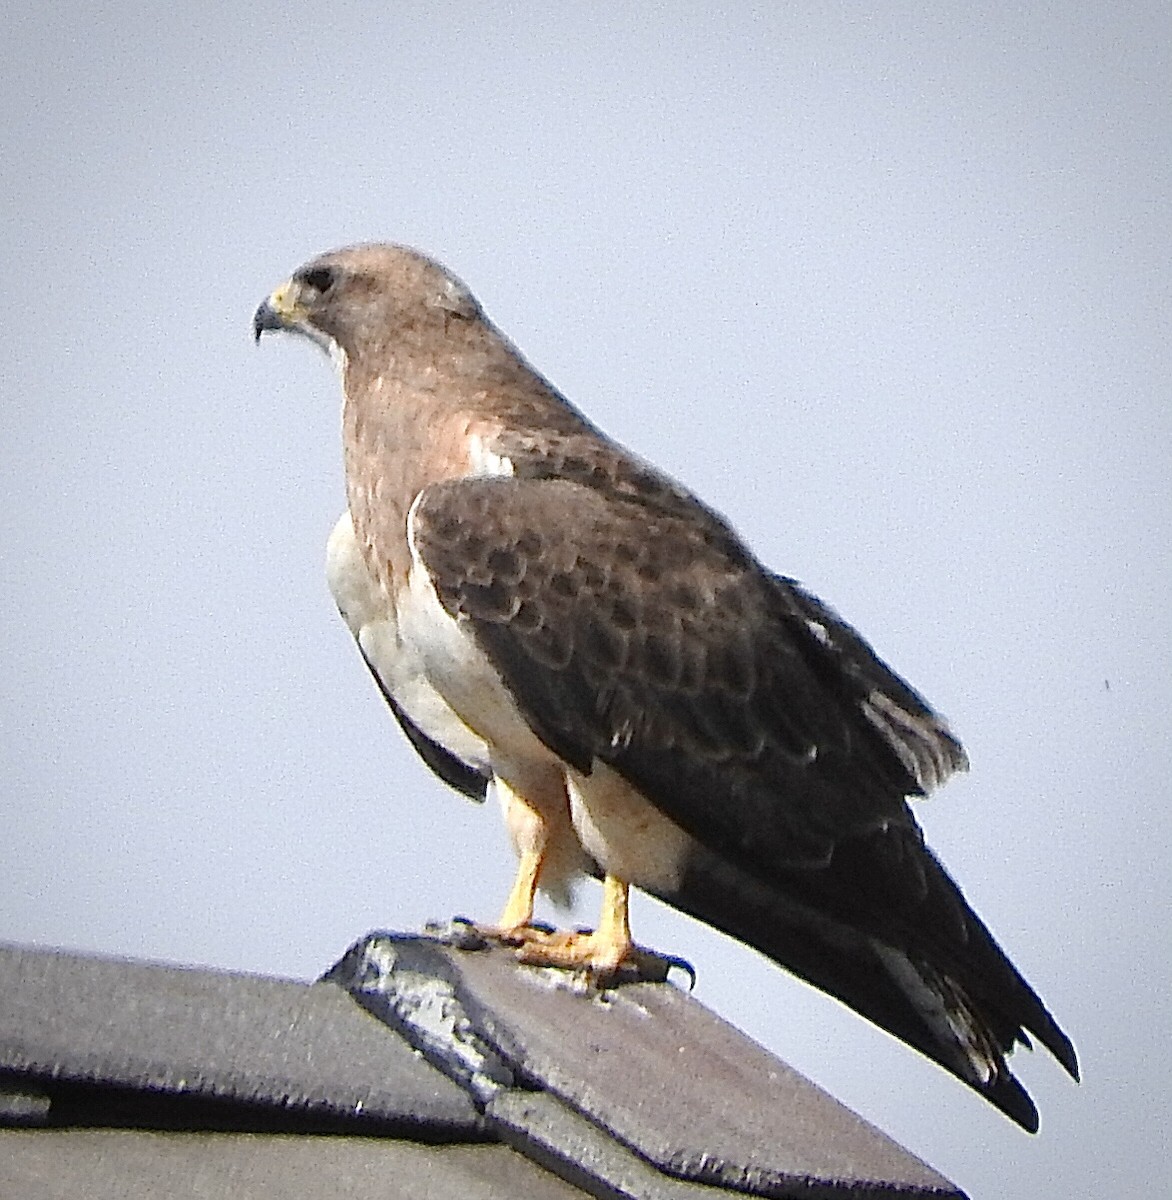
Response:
[0, 935, 967, 1199]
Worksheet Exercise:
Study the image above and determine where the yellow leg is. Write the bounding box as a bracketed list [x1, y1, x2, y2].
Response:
[461, 776, 687, 984]
[476, 870, 689, 985]
[592, 874, 633, 971]
[512, 873, 633, 975]
[496, 846, 543, 932]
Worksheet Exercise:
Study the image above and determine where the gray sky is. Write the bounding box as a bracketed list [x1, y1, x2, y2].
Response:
[2, 3, 1169, 1194]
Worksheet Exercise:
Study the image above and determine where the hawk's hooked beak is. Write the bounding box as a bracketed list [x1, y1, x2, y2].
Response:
[252, 282, 306, 344]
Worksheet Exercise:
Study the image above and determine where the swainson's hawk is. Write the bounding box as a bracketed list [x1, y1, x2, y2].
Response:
[254, 244, 1078, 1131]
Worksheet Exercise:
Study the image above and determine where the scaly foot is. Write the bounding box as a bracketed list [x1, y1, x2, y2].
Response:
[510, 925, 692, 985]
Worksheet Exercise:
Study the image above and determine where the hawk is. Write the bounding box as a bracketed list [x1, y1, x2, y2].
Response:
[254, 244, 1077, 1130]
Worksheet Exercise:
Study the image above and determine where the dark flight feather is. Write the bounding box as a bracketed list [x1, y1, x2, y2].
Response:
[410, 463, 1078, 1129]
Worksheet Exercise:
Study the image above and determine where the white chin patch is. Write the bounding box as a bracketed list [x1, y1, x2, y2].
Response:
[327, 339, 348, 379]
[292, 319, 347, 377]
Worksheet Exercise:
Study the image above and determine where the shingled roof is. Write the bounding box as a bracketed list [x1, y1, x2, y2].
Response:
[0, 933, 966, 1199]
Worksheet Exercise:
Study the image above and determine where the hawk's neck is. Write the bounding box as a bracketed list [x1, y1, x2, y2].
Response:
[339, 342, 572, 597]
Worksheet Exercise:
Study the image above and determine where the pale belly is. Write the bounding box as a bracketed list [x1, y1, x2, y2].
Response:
[398, 551, 696, 899]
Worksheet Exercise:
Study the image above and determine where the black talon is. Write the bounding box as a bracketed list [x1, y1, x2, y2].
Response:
[424, 916, 490, 950]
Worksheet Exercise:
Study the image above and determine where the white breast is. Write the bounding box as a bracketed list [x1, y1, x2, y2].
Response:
[326, 512, 493, 775]
[400, 499, 553, 774]
[401, 494, 697, 898]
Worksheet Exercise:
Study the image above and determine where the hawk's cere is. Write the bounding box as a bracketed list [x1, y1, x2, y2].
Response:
[254, 244, 1078, 1131]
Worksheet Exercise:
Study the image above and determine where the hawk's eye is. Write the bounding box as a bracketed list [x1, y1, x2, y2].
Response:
[300, 267, 335, 296]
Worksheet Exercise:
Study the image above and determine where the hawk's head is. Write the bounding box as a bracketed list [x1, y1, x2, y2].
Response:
[253, 243, 481, 362]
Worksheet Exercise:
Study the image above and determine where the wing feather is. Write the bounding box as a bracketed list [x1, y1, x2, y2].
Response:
[405, 449, 1077, 1123]
[410, 472, 922, 869]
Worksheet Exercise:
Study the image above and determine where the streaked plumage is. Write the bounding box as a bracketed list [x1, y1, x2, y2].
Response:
[255, 243, 1078, 1131]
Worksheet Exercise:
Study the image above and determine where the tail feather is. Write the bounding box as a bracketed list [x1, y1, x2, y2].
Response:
[670, 833, 1077, 1131]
